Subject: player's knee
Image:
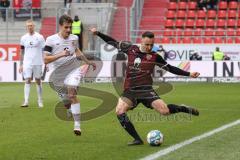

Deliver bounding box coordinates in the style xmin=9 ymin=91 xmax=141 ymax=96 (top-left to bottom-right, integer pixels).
xmin=115 ymin=104 xmax=128 ymax=115
xmin=25 ymin=79 xmax=31 ymax=84
xmin=35 ymin=79 xmax=41 ymax=85
xmin=160 ymin=108 xmax=170 ymax=115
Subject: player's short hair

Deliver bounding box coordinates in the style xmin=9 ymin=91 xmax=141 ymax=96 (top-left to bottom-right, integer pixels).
xmin=142 ymin=31 xmax=154 ymax=38
xmin=59 ymin=14 xmax=73 ymax=25
xmin=26 ymin=19 xmax=34 ymax=25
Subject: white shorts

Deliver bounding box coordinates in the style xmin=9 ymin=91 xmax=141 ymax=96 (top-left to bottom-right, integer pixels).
xmin=64 ymin=67 xmax=84 ymax=87
xmin=23 ymin=65 xmax=42 ymax=79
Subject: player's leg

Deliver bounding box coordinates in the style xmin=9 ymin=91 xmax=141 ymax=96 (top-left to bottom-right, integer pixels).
xmin=64 ymin=67 xmax=83 ymax=136
xmin=116 ymin=97 xmax=143 ymax=145
xmin=68 ymin=87 xmax=81 ymax=136
xmin=33 ymin=65 xmax=43 ymax=107
xmin=151 ymin=99 xmax=199 ymax=116
xmin=21 ymin=66 xmax=32 ymax=107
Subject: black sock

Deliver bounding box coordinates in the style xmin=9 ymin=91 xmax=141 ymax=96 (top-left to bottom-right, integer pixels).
xmin=167 ymin=104 xmax=190 ymax=114
xmin=117 ymin=113 xmax=142 ymax=141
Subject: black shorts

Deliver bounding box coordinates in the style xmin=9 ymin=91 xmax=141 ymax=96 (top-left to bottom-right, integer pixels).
xmin=121 ymin=87 xmax=160 ymax=109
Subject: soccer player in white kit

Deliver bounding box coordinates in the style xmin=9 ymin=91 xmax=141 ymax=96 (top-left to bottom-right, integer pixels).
xmin=43 ymin=15 xmax=96 ymax=136
xmin=19 ymin=20 xmax=45 ymax=108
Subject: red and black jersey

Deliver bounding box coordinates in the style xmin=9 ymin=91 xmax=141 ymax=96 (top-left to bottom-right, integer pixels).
xmin=96 ymin=32 xmax=190 ymax=90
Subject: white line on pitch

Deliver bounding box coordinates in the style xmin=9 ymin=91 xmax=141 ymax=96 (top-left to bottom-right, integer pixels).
xmin=139 ymin=119 xmax=240 ymax=160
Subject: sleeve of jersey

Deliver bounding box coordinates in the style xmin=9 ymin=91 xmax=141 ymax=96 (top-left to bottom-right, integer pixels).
xmin=96 ymin=32 xmax=132 ymax=53
xmin=44 ymin=38 xmax=53 ymax=54
xmin=96 ymin=31 xmax=119 ymax=48
xmin=156 ymin=54 xmax=190 ymax=76
xmin=20 ymin=37 xmax=24 ymax=49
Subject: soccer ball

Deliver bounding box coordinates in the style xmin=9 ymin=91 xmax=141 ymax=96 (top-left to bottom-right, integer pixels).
xmin=147 ymin=130 xmax=164 ymax=146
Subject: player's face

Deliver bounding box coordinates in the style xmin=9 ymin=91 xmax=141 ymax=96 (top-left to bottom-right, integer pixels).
xmin=60 ymin=22 xmax=72 ymax=38
xmin=141 ymin=37 xmax=154 ymax=53
xmin=26 ymin=22 xmax=35 ymax=34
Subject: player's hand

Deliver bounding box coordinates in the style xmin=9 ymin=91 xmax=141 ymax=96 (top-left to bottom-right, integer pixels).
xmin=89 ymin=28 xmax=98 ymax=35
xmin=89 ymin=62 xmax=96 ymax=71
xmin=61 ymin=49 xmax=71 ymax=57
xmin=19 ymin=65 xmax=23 ymax=73
xmin=190 ymin=72 xmax=200 ymax=78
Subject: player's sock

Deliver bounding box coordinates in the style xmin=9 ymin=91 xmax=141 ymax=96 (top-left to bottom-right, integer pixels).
xmin=167 ymin=104 xmax=199 ymax=116
xmin=24 ymin=83 xmax=31 ymax=104
xmin=71 ymin=103 xmax=81 ymax=135
xmin=117 ymin=113 xmax=142 ymax=141
xmin=36 ymin=84 xmax=43 ymax=104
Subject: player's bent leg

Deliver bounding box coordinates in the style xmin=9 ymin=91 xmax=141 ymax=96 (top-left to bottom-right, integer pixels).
xmin=151 ymin=100 xmax=199 ymax=116
xmin=116 ymin=97 xmax=143 ymax=146
xmin=151 ymin=99 xmax=170 ymax=115
xmin=35 ymin=78 xmax=43 ymax=108
xmin=68 ymin=87 xmax=81 ymax=136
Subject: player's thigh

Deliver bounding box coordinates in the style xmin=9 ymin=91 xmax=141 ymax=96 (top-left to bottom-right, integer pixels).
xmin=116 ymin=97 xmax=133 ymax=115
xmin=151 ymin=99 xmax=169 ymax=115
xmin=32 ymin=65 xmax=42 ymax=79
xmin=23 ymin=65 xmax=33 ymax=79
xmin=64 ymin=67 xmax=82 ymax=87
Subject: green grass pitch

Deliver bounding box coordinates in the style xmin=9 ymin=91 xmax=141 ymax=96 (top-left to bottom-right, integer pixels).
xmin=0 ymin=82 xmax=239 ymax=160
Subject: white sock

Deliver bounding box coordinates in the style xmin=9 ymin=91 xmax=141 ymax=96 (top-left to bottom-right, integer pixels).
xmin=36 ymin=84 xmax=43 ymax=102
xmin=24 ymin=83 xmax=31 ymax=103
xmin=71 ymin=103 xmax=80 ymax=128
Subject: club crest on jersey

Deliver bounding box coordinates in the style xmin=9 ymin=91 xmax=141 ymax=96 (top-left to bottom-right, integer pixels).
xmin=146 ymin=54 xmax=152 ymax=60
xmin=133 ymin=57 xmax=141 ymax=68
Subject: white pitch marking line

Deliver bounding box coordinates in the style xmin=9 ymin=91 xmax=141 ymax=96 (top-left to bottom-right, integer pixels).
xmin=140 ymin=119 xmax=240 ymax=160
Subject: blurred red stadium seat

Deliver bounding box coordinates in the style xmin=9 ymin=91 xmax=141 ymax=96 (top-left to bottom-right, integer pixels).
xmin=185 ymin=19 xmax=194 ymax=28
xmin=193 ymin=37 xmax=202 ymax=43
xmin=218 ymin=10 xmax=227 ymax=19
xmin=203 ymin=37 xmax=213 ymax=43
xmin=182 ymin=37 xmax=192 ymax=43
xmin=166 ymin=10 xmax=175 ymax=19
xmin=169 ymin=2 xmax=177 ymax=10
xmin=178 ymin=2 xmax=187 ymax=10
xmin=197 ymin=10 xmax=206 ymax=19
xmin=229 ymin=1 xmax=238 ymax=10
xmin=176 ymin=10 xmax=186 ymax=19
xmin=228 ymin=10 xmax=237 ymax=19
xmin=188 ymin=2 xmax=197 ymax=10
xmin=218 ymin=1 xmax=227 ymax=10
xmin=196 ymin=19 xmax=205 ymax=28
xmin=187 ymin=10 xmax=195 ymax=19
xmin=207 ymin=10 xmax=216 ymax=19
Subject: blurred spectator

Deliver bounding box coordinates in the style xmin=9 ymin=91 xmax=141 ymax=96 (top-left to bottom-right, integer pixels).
xmin=190 ymin=52 xmax=202 ymax=61
xmin=197 ymin=0 xmax=208 ymax=11
xmin=0 ymin=0 xmax=10 ymax=21
xmin=223 ymin=55 xmax=230 ymax=60
xmin=72 ymin=15 xmax=83 ymax=51
xmin=206 ymin=0 xmax=218 ymax=10
xmin=212 ymin=47 xmax=224 ymax=61
xmin=64 ymin=0 xmax=72 ymax=15
xmin=152 ymin=45 xmax=168 ymax=60
xmin=198 ymin=0 xmax=218 ymax=11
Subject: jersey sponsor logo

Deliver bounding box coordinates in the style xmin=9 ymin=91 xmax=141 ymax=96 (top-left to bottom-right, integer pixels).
xmin=133 ymin=57 xmax=141 ymax=69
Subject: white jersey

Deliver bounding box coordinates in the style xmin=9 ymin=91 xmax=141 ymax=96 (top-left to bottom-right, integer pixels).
xmin=20 ymin=32 xmax=45 ymax=66
xmin=44 ymin=33 xmax=78 ymax=69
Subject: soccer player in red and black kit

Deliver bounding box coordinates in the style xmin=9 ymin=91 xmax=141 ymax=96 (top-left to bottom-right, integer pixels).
xmin=90 ymin=28 xmax=200 ymax=145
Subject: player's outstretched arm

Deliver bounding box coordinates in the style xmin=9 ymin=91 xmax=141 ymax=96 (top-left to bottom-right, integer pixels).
xmin=75 ymin=48 xmax=96 ymax=70
xmin=156 ymin=54 xmax=200 ymax=78
xmin=89 ymin=28 xmax=119 ymax=48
